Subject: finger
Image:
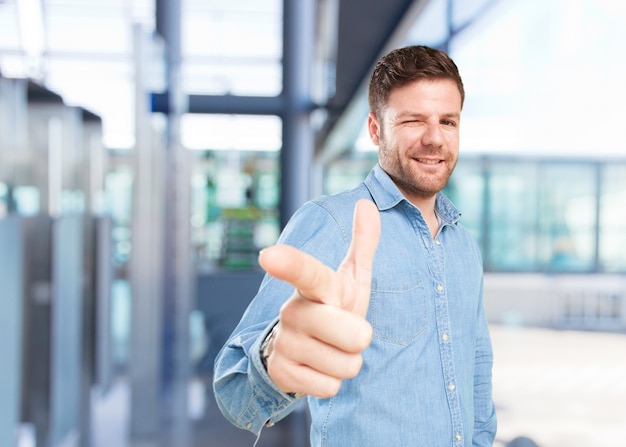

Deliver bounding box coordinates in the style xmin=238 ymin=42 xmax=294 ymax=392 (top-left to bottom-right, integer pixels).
xmin=268 ymin=356 xmax=343 ymax=399
xmin=274 ymin=321 xmax=365 ymax=378
xmin=258 ymin=244 xmax=339 ymax=305
xmin=338 ymin=199 xmax=381 ymax=316
xmin=280 ymin=296 xmax=373 ymax=354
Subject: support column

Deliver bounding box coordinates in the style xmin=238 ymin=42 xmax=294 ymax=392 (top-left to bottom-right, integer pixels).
xmin=156 ymin=0 xmax=194 ymax=445
xmin=129 ymin=23 xmax=163 ymax=438
xmin=0 ymin=217 xmax=24 ymax=447
xmin=280 ymin=0 xmax=317 ymax=227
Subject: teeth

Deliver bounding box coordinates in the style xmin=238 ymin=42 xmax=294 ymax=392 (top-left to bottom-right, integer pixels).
xmin=417 ymin=159 xmax=440 ymax=164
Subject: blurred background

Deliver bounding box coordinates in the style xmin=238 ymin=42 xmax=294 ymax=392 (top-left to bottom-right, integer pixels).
xmin=0 ymin=0 xmax=625 ymax=446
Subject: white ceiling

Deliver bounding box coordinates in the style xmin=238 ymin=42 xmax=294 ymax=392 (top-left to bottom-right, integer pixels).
xmin=0 ymin=0 xmax=282 ymax=149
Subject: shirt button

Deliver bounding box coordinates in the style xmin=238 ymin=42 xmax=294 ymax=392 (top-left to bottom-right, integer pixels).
xmin=455 ymin=433 xmax=462 ymax=441
xmin=442 ymin=333 xmax=449 ymax=342
xmin=448 ymin=383 xmax=456 ymax=391
xmin=437 ymin=284 xmax=444 ymax=292
xmin=246 ymin=422 xmax=252 ymax=429
xmin=435 ymin=239 xmax=441 ymax=245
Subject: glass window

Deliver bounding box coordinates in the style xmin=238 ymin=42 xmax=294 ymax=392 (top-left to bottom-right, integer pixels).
xmin=182 ymin=0 xmax=282 ymax=97
xmin=105 ymin=164 xmax=134 ymax=269
xmin=537 ymin=163 xmax=597 ymax=272
xmin=485 ymin=161 xmax=539 ymax=271
xmin=181 ymin=114 xmax=281 ymax=152
xmin=599 ymin=164 xmax=626 ymax=272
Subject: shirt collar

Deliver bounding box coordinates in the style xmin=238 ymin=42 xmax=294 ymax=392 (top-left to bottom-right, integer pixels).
xmin=364 ymin=163 xmax=461 ymax=225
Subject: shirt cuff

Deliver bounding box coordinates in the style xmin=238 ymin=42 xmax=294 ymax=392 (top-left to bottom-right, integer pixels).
xmin=251 ymin=319 xmax=304 ymax=402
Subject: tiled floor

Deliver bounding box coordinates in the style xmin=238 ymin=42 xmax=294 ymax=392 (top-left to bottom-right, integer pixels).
xmin=91 ymin=325 xmax=626 ymax=447
xmin=490 ymin=325 xmax=626 ymax=447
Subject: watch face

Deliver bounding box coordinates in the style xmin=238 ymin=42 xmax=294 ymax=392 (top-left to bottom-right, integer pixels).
xmin=261 ymin=324 xmax=278 ymax=369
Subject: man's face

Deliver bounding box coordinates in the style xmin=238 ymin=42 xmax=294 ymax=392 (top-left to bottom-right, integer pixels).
xmin=368 ymin=78 xmax=462 ymax=205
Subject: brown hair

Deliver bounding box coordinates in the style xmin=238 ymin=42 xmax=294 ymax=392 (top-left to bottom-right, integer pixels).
xmin=368 ymin=45 xmax=465 ymax=118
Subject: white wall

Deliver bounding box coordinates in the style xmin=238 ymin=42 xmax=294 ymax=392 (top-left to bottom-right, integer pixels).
xmin=484 ymin=273 xmax=626 ymax=330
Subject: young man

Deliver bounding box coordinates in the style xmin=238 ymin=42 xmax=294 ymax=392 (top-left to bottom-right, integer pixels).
xmin=213 ymin=45 xmax=497 ymax=446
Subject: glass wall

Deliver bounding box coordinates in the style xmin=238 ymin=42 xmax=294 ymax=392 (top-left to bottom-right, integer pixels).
xmin=484 ymin=160 xmax=538 ymax=271
xmin=451 ymin=158 xmax=623 ymax=273
xmin=181 ymin=0 xmax=283 ymax=97
xmin=537 ymin=163 xmax=597 ymax=272
xmin=599 ymin=164 xmax=626 ymax=272
xmin=323 ymin=155 xmax=626 ymax=274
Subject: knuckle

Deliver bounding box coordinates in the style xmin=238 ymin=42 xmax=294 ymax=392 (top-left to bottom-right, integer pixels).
xmin=343 ymin=354 xmax=363 ymax=379
xmin=350 ymin=320 xmax=374 ymax=352
xmin=319 ymin=379 xmax=342 ymax=398
xmin=279 ymin=297 xmax=309 ymax=326
xmin=279 ymin=300 xmax=298 ymax=322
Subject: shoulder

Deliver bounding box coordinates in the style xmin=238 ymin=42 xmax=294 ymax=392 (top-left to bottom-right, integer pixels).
xmin=313 ymin=184 xmax=372 ymax=222
xmin=277 ymin=184 xmax=372 ymax=268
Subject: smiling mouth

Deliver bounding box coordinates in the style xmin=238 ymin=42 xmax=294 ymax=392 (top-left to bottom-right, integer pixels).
xmin=415 ymin=158 xmax=443 ymax=165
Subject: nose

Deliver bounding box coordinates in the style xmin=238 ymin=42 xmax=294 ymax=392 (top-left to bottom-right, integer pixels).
xmin=422 ymin=123 xmax=444 ymax=148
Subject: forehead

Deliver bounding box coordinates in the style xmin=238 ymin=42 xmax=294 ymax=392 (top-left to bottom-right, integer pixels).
xmin=386 ymin=78 xmax=462 ymax=115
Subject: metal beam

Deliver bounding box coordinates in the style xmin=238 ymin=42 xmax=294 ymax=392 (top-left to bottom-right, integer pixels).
xmin=280 ymin=0 xmax=317 ymax=226
xmin=156 ymin=0 xmax=194 ymax=444
xmin=151 ymin=92 xmax=286 ymax=116
xmin=129 ymin=23 xmax=162 ymax=439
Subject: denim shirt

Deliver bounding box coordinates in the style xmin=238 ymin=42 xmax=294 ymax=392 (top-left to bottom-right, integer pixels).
xmin=213 ymin=164 xmax=497 ymax=447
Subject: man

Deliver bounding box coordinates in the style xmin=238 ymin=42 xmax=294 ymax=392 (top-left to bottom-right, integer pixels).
xmin=213 ymin=45 xmax=497 ymax=446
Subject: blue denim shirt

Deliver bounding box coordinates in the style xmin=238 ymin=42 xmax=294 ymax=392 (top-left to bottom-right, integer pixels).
xmin=213 ymin=164 xmax=497 ymax=446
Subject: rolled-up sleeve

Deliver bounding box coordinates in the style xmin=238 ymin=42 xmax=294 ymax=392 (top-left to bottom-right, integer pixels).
xmin=213 ymin=318 xmax=302 ymax=434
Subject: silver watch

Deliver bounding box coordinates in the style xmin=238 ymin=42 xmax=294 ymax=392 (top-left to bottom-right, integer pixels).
xmin=260 ymin=323 xmax=279 ymax=370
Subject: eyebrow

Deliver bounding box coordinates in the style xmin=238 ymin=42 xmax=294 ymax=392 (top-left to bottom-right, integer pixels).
xmin=395 ymin=112 xmax=460 ymax=120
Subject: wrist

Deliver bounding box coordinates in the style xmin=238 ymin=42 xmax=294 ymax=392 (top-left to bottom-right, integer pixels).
xmin=259 ymin=323 xmax=304 ymax=399
xmin=260 ymin=323 xmax=279 ymax=371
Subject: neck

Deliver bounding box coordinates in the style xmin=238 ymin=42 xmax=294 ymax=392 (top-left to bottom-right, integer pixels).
xmin=426 ymin=208 xmax=439 ymax=238
xmin=406 ymin=194 xmax=439 ymax=238
xmin=405 ymin=189 xmax=436 ymax=211
xmin=390 ymin=178 xmax=440 ymax=237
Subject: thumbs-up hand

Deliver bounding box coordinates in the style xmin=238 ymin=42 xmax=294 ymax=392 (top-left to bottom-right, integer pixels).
xmin=258 ymin=199 xmax=381 ymax=398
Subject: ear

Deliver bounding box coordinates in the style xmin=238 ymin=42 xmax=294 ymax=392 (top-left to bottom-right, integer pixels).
xmin=367 ymin=112 xmax=381 ymax=146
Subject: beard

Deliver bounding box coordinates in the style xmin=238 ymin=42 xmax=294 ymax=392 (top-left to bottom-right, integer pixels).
xmin=378 ymin=140 xmax=457 ymax=200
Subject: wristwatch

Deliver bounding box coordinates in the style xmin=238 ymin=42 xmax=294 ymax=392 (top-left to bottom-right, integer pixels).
xmin=260 ymin=323 xmax=279 ymax=371
xmin=260 ymin=323 xmax=305 ymax=400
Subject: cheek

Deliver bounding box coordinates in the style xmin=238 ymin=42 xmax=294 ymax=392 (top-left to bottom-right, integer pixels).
xmin=400 ymin=128 xmax=428 ymax=148
xmin=378 ymin=141 xmax=401 ymax=172
xmin=444 ymin=130 xmax=460 ymax=148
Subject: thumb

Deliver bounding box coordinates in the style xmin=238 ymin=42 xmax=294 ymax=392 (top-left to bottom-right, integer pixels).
xmin=338 ymin=199 xmax=381 ymax=317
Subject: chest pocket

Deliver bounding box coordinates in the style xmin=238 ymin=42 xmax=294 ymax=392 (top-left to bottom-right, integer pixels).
xmin=368 ymin=271 xmax=428 ymax=345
